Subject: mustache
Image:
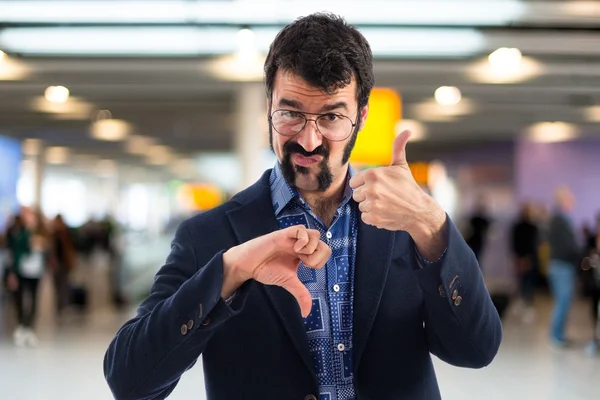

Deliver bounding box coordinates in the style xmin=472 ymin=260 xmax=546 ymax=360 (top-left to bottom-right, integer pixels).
xmin=283 ymin=141 xmax=329 ymax=158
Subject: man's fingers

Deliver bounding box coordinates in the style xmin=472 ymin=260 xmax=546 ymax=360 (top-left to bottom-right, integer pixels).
xmin=296 ymin=229 xmax=320 ymax=255
xmin=352 ymin=186 xmax=367 ymax=203
xmin=282 ymin=277 xmax=314 ymax=318
xmin=349 ymin=172 xmax=365 ymax=189
xmin=299 ymin=241 xmax=331 ymax=269
xmin=358 ymin=200 xmax=371 ymax=213
xmin=289 ymin=226 xmax=309 ymax=253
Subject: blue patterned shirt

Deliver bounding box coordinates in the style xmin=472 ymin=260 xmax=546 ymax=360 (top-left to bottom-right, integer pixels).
xmin=270 ymin=163 xmax=357 ymax=400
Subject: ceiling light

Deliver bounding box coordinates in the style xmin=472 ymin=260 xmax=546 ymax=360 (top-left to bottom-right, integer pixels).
xmin=584 ymin=106 xmax=600 ymax=122
xmin=361 ymin=28 xmax=484 ymax=58
xmin=95 ymin=109 xmax=112 ymax=121
xmin=468 ymin=55 xmax=543 ymax=84
xmin=527 ymin=122 xmax=578 ymax=143
xmin=0 ymin=1 xmax=526 ymax=26
xmin=31 ymin=95 xmax=94 ymax=117
xmin=434 ymin=86 xmax=462 ymax=106
xmin=0 ymin=56 xmax=30 ymax=80
xmin=44 ymin=85 xmax=70 ymax=104
xmin=395 ymin=119 xmax=427 ymax=142
xmin=1 ymin=26 xmax=484 ymax=58
xmin=236 ymin=29 xmax=256 ymax=59
xmin=207 ymin=27 xmax=266 ymax=82
xmin=22 ymin=138 xmax=43 ymax=156
xmin=488 ymin=47 xmax=522 ymax=71
xmin=45 ymin=146 xmax=70 ymax=164
xmin=125 ymin=135 xmax=157 ymax=155
xmin=411 ymin=98 xmax=475 ymax=122
xmin=90 ymin=119 xmax=131 ymax=141
xmin=562 ymin=1 xmax=600 ymax=18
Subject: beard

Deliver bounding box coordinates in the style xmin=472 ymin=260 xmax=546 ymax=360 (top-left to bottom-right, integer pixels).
xmin=269 ymin=122 xmax=360 ymax=192
xmin=281 ymin=140 xmax=333 ymax=191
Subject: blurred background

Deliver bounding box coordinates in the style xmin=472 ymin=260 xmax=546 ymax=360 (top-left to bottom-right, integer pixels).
xmin=0 ymin=1 xmax=599 ymax=399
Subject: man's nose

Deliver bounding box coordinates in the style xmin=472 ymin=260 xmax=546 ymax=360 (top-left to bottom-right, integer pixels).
xmin=295 ymin=120 xmax=323 ymax=153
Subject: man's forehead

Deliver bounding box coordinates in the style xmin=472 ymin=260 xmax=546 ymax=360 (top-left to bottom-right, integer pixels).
xmin=275 ymin=69 xmax=355 ymax=96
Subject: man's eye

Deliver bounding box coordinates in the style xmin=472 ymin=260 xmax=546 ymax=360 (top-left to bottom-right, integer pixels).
xmin=282 ymin=111 xmax=301 ymax=119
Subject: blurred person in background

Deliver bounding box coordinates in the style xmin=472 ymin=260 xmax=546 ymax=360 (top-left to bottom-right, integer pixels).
xmin=103 ymin=215 xmax=127 ymax=308
xmin=532 ymin=202 xmax=551 ymax=286
xmin=581 ymin=215 xmax=600 ymax=356
xmin=11 ymin=210 xmax=52 ymax=347
xmin=510 ymin=202 xmax=539 ymax=324
xmin=547 ymin=186 xmax=581 ymax=348
xmin=51 ymin=214 xmax=76 ymax=317
xmin=465 ymin=195 xmax=492 ymax=261
xmin=5 ymin=214 xmax=30 ymax=297
xmin=104 ymin=13 xmax=501 ymax=400
xmin=0 ymin=230 xmax=9 ymax=300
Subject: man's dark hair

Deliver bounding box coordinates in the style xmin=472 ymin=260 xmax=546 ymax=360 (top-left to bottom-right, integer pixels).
xmin=264 ymin=13 xmax=374 ymax=110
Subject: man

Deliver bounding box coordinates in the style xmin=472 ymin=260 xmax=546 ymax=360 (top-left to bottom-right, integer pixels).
xmin=104 ymin=13 xmax=502 ymax=400
xmin=465 ymin=195 xmax=491 ymax=261
xmin=547 ymin=186 xmax=580 ymax=348
xmin=510 ymin=202 xmax=539 ymax=323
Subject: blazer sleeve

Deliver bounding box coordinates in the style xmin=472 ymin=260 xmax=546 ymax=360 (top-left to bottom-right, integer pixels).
xmin=415 ymin=218 xmax=503 ymax=369
xmin=103 ymin=219 xmax=251 ymax=399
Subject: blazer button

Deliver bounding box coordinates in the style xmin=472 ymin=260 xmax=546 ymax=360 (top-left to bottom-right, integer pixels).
xmin=180 ymin=324 xmax=188 ymax=335
xmin=454 ymin=296 xmax=463 ymax=306
xmin=438 ymin=285 xmax=446 ymax=297
xmin=452 ymin=289 xmax=458 ymax=300
xmin=304 ymin=395 xmax=317 ymax=400
xmin=199 ymin=303 xmax=203 ymax=318
xmin=201 ymin=317 xmax=211 ymax=327
xmin=187 ymin=319 xmax=194 ymax=330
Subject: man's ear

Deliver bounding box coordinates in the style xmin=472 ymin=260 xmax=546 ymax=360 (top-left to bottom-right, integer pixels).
xmin=359 ymin=104 xmax=369 ymax=130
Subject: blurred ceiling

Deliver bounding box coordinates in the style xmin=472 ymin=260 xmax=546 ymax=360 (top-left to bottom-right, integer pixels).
xmin=0 ymin=0 xmax=599 ymax=165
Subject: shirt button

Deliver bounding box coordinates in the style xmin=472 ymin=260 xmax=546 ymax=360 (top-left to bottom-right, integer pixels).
xmin=333 ymin=284 xmax=340 ymax=292
xmin=337 ymin=343 xmax=345 ymax=352
xmin=326 ymin=231 xmax=332 ymax=239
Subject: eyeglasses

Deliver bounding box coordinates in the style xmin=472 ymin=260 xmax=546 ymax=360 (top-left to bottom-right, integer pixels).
xmin=268 ymin=109 xmax=357 ymax=142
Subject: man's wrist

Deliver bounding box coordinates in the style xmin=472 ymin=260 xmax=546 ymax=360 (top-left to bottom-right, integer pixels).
xmin=409 ymin=200 xmax=448 ymax=261
xmin=221 ymin=248 xmax=248 ymax=299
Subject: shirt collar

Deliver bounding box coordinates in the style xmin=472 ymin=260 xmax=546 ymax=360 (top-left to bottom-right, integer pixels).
xmin=270 ymin=162 xmax=356 ymax=217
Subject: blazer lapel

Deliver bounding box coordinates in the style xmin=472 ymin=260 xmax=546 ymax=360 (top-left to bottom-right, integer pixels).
xmin=226 ymin=174 xmax=316 ymax=379
xmin=353 ymin=217 xmax=395 ymax=373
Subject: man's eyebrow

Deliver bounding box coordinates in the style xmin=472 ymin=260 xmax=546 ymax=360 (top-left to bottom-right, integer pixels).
xmin=277 ymin=98 xmax=349 ymax=113
xmin=278 ymin=98 xmax=303 ymax=109
xmin=319 ymin=101 xmax=348 ymax=113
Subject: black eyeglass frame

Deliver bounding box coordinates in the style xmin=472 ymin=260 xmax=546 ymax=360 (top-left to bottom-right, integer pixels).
xmin=268 ymin=109 xmax=359 ymax=142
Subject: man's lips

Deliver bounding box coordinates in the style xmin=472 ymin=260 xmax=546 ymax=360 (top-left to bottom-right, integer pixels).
xmin=292 ymin=154 xmax=323 ymax=167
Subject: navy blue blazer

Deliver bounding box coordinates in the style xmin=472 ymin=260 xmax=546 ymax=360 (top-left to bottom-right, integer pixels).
xmin=104 ymin=170 xmax=502 ymax=400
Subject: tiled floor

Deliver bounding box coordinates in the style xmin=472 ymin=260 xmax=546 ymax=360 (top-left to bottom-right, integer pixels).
xmin=1 ymin=273 xmax=599 ymax=400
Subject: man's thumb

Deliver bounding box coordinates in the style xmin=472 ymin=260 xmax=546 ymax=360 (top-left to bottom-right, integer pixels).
xmin=283 ymin=278 xmax=313 ymax=318
xmin=391 ymin=129 xmax=411 ymax=166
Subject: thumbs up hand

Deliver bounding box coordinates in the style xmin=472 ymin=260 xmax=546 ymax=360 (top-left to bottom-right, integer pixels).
xmin=349 ymin=130 xmax=448 ymax=260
